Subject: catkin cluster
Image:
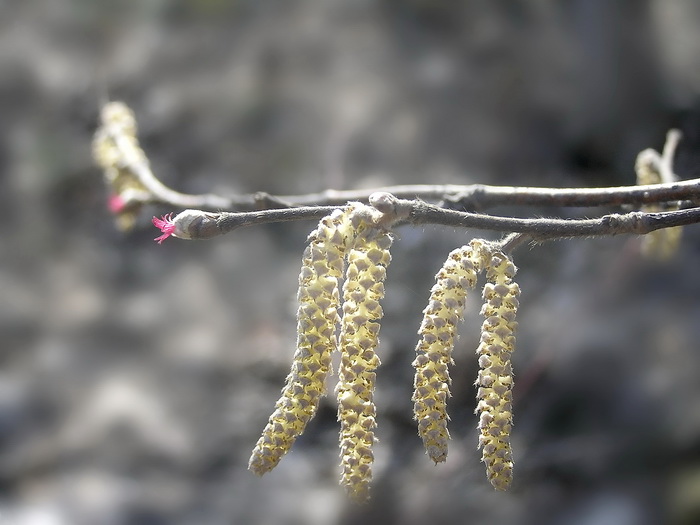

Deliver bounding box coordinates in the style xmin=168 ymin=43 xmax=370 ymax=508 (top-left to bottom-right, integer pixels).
xmin=249 ymin=203 xmax=392 ymax=502
xmin=249 ymin=198 xmax=521 ymax=496
xmin=476 ymin=250 xmax=520 ymax=490
xmin=413 ymin=242 xmax=520 ymax=490
xmin=92 ymin=101 xmax=150 ymax=230
xmin=412 ymin=239 xmax=490 ymax=463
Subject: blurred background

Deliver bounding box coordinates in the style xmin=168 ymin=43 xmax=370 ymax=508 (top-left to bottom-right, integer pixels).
xmin=3 ymin=1 xmax=700 ymax=524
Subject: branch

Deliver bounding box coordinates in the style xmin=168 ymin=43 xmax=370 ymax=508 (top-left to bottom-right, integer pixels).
xmin=95 ymin=104 xmax=699 ymax=213
xmin=108 ymin=125 xmax=233 ymax=210
xmin=218 ymin=178 xmax=700 ymax=211
xmin=130 ymin=175 xmax=700 ymax=213
xmin=406 ymin=200 xmax=700 ymax=239
xmin=156 ymin=197 xmax=700 ymax=245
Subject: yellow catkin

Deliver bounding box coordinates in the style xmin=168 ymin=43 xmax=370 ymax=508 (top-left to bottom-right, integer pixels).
xmin=412 ymin=239 xmax=490 ymax=463
xmin=636 ymin=150 xmax=682 ymax=260
xmin=336 ymin=212 xmax=393 ymax=502
xmin=476 ymin=250 xmax=520 ymax=490
xmin=92 ymin=101 xmax=150 ymax=230
xmin=249 ymin=205 xmax=361 ymax=475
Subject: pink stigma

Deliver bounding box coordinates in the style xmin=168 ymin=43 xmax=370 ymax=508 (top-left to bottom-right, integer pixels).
xmin=108 ymin=194 xmax=126 ymax=213
xmin=152 ymin=213 xmax=176 ymax=244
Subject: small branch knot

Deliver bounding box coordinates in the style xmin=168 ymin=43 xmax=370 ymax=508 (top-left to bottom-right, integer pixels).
xmin=368 ymin=192 xmax=413 ymax=230
xmin=628 ymin=211 xmax=649 ymax=234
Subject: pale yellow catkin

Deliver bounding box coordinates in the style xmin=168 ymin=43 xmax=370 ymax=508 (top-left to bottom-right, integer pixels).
xmin=476 ymin=250 xmax=520 ymax=490
xmin=336 ymin=213 xmax=393 ymax=502
xmin=412 ymin=239 xmax=490 ymax=463
xmin=248 ymin=205 xmax=361 ymax=475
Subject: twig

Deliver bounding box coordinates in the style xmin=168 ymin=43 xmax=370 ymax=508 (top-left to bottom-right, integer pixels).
xmin=143 ymin=179 xmax=700 ymax=213
xmin=108 ymin=131 xmax=232 ymax=209
xmin=100 ymin=108 xmax=700 ymax=213
xmin=406 ymin=200 xmax=700 ymax=239
xmin=166 ymin=199 xmax=700 ymax=244
xmin=229 ymin=179 xmax=700 ymax=211
xmin=497 ymin=233 xmax=532 ymax=253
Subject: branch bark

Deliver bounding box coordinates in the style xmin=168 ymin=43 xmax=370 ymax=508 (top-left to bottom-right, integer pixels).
xmin=169 ymin=199 xmax=700 ymax=244
xmin=225 ymin=179 xmax=700 ymax=212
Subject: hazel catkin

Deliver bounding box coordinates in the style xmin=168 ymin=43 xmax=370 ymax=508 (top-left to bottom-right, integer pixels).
xmin=412 ymin=239 xmax=491 ymax=463
xmin=249 ymin=205 xmax=361 ymax=475
xmin=336 ymin=213 xmax=393 ymax=502
xmin=475 ymin=250 xmax=520 ymax=490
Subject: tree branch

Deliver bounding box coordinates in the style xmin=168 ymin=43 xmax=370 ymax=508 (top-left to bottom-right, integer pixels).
xmin=219 ymin=179 xmax=700 ymax=212
xmin=406 ymin=200 xmax=700 ymax=239
xmin=98 ymin=105 xmax=700 ymax=213
xmin=163 ymin=198 xmax=700 ymax=245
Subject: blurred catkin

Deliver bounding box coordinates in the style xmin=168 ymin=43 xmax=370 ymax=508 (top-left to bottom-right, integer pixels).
xmin=476 ymin=250 xmax=520 ymax=490
xmin=412 ymin=239 xmax=490 ymax=463
xmin=92 ymin=101 xmax=150 ymax=230
xmin=636 ymin=149 xmax=682 ymax=260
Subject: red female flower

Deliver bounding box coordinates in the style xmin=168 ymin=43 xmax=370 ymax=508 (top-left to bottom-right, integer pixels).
xmin=152 ymin=213 xmax=177 ymax=244
xmin=108 ymin=194 xmax=126 ymax=214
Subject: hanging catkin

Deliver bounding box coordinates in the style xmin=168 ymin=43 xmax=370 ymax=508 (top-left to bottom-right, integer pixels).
xmin=412 ymin=240 xmax=490 ymax=463
xmin=475 ymin=250 xmax=520 ymax=490
xmin=249 ymin=205 xmax=359 ymax=475
xmin=336 ymin=214 xmax=393 ymax=502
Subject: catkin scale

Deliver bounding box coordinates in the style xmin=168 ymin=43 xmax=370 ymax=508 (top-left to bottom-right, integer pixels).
xmin=476 ymin=251 xmax=520 ymax=490
xmin=412 ymin=240 xmax=491 ymax=463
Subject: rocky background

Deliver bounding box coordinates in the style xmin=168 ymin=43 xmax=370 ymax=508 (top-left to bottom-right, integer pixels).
xmin=3 ymin=1 xmax=700 ymax=524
